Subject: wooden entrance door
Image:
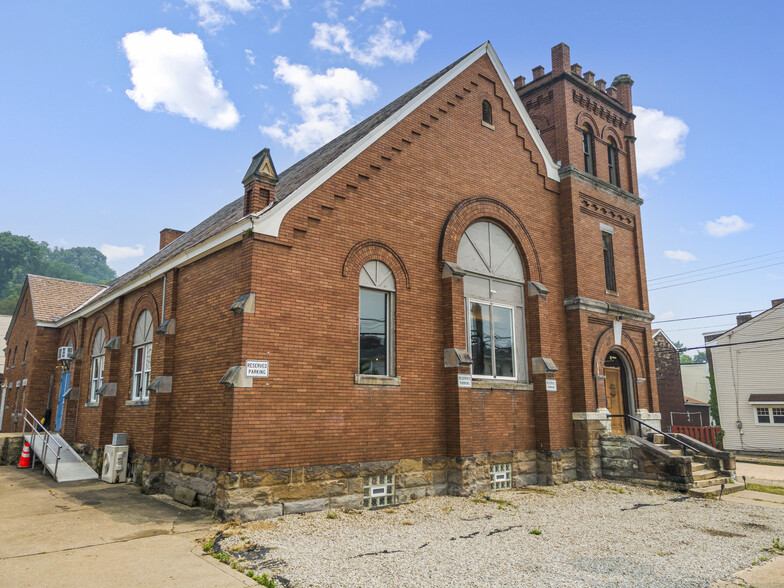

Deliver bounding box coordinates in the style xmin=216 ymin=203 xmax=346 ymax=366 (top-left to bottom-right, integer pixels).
xmin=605 ymin=367 xmax=626 ymax=435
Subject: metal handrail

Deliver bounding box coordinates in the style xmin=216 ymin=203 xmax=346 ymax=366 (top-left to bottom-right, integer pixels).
xmin=607 ymin=413 xmax=704 ymax=456
xmin=22 ymin=408 xmax=63 ymax=479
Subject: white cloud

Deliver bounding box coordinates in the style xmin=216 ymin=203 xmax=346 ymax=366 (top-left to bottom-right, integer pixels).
xmin=633 ymin=106 xmax=689 ymax=179
xmin=360 ymin=0 xmax=386 ymax=10
xmin=122 ymin=28 xmax=240 ymax=131
xmin=658 ymin=311 xmax=676 ymax=321
xmin=260 ymin=56 xmax=377 ymax=153
xmin=664 ymin=250 xmax=697 ymax=262
xmin=705 ymin=215 xmax=753 ymax=237
xmin=185 ymin=0 xmax=255 ymax=34
xmin=310 ymin=18 xmax=431 ymax=67
xmin=245 ymin=49 xmax=256 ymax=65
xmin=99 ymin=244 xmax=145 ymax=263
xmin=253 ymin=83 xmax=268 ymax=92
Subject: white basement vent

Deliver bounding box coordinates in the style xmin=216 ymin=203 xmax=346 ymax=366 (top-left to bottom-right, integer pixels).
xmin=490 ymin=463 xmax=512 ymax=491
xmin=364 ymin=475 xmax=395 ymax=508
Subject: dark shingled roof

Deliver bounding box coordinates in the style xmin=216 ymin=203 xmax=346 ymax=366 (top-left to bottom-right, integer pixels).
xmin=80 ymin=45 xmax=480 ymax=313
xmin=749 ymin=394 xmax=784 ymax=403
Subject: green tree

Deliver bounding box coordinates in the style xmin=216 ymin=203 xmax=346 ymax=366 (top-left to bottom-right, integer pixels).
xmin=708 ymin=372 xmax=720 ymax=427
xmin=692 ymin=350 xmax=707 ymax=363
xmin=0 ymin=232 xmax=116 ymax=314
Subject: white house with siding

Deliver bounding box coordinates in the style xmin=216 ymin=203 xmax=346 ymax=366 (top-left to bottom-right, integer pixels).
xmin=709 ymin=300 xmax=784 ymax=453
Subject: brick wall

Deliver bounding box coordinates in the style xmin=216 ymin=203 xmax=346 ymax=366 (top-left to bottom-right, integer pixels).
xmin=653 ymin=333 xmax=686 ymax=432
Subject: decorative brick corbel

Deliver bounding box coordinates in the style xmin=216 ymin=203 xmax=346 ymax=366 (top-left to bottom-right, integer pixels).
xmin=220 ymin=366 xmax=253 ymax=388
xmin=527 ymin=281 xmax=549 ymax=299
xmin=147 ymin=375 xmax=172 ymax=394
xmin=444 ymin=348 xmax=472 ymax=368
xmin=531 ymin=357 xmax=558 ymax=374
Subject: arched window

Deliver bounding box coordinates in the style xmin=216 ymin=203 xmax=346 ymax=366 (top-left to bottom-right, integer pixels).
xmin=22 ymin=341 xmax=28 ymax=364
xmin=358 ymin=261 xmax=395 ymax=376
xmin=132 ymin=311 xmax=153 ymax=402
xmin=482 ymin=100 xmax=493 ymax=126
xmin=582 ymin=124 xmax=595 ymax=175
xmin=90 ymin=328 xmax=106 ymax=404
xmin=457 ymin=221 xmax=527 ymax=380
xmin=607 ymin=136 xmax=620 ymax=187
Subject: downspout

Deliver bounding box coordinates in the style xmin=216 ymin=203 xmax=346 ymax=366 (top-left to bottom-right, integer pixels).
xmin=161 ymin=274 xmax=167 ymax=323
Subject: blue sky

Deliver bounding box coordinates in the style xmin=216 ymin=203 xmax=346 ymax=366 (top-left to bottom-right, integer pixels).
xmin=1 ymin=1 xmax=782 ymax=348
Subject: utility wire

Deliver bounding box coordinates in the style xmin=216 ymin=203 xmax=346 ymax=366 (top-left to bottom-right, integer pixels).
xmin=664 ymin=336 xmax=784 ymax=353
xmin=652 ymin=310 xmax=766 ymax=324
xmin=649 ymin=248 xmax=784 ymax=282
xmin=649 ymin=259 xmax=784 ymax=291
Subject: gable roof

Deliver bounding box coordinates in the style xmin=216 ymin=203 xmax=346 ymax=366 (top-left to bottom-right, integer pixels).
xmin=56 ymin=41 xmax=560 ymax=326
xmin=652 ymin=328 xmax=678 ymax=350
xmin=713 ymin=303 xmax=783 ymax=343
xmin=28 ymin=275 xmax=105 ymax=323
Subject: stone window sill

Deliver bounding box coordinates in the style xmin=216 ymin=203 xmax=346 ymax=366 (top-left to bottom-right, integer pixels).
xmin=125 ymin=400 xmax=150 ymax=406
xmin=354 ymin=374 xmax=402 ymax=387
xmin=481 ymin=121 xmax=495 ymax=131
xmin=471 ymin=380 xmax=533 ymax=391
xmin=84 ymin=402 xmax=100 ymax=408
xmin=606 ymin=289 xmax=619 ymax=297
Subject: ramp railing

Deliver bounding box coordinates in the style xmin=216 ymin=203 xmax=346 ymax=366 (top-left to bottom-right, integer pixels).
xmin=22 ymin=408 xmax=63 ymax=479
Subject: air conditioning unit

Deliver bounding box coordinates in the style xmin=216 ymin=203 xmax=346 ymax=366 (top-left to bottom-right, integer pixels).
xmin=102 ymin=444 xmax=129 ymax=483
xmin=57 ymin=346 xmax=73 ymax=361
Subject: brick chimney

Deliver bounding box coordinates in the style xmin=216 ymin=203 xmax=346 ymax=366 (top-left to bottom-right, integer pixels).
xmin=596 ymin=79 xmax=606 ymax=92
xmin=736 ymin=313 xmax=752 ymax=326
xmin=160 ymin=228 xmax=184 ymax=250
xmin=772 ymin=298 xmax=784 ymax=307
xmin=242 ymin=148 xmax=279 ymax=216
xmin=611 ymin=74 xmax=634 ymax=111
xmin=532 ymin=65 xmax=545 ymax=80
xmin=583 ymin=70 xmax=595 ymax=85
xmin=551 ymin=42 xmax=570 ymax=74
xmin=514 ymin=75 xmax=526 ymax=90
xmin=571 ymin=63 xmax=582 ymax=77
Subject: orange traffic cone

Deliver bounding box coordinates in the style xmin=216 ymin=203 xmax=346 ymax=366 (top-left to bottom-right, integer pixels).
xmin=18 ymin=440 xmax=31 ymax=468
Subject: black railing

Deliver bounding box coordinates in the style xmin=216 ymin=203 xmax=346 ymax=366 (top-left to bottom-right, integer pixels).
xmin=607 ymin=413 xmax=704 ymax=456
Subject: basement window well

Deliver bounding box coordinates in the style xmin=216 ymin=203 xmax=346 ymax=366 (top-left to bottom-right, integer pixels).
xmin=364 ymin=475 xmax=395 ymax=507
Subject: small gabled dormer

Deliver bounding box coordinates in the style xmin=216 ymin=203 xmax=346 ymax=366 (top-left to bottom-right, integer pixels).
xmin=242 ymin=148 xmax=279 ymax=216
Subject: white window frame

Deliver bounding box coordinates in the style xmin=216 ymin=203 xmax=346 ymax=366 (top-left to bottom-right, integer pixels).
xmin=756 ymin=406 xmax=784 ymax=425
xmin=467 ymin=299 xmax=517 ymax=381
xmin=90 ymin=355 xmax=104 ymax=404
xmin=132 ymin=343 xmax=152 ymax=402
xmin=357 ymin=260 xmax=396 ymax=378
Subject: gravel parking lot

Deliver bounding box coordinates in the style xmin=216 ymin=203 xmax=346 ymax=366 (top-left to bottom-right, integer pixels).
xmin=209 ymin=481 xmax=784 ymax=588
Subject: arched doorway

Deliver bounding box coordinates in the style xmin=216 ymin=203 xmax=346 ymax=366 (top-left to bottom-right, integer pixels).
xmin=604 ymin=350 xmax=636 ymax=435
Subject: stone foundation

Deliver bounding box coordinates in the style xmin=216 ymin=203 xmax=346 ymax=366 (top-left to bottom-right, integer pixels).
xmin=599 ymin=434 xmax=693 ymax=491
xmin=573 ymin=410 xmax=611 ymax=480
xmin=0 ymin=433 xmax=24 ymax=466
xmin=67 ymin=445 xmax=578 ymax=520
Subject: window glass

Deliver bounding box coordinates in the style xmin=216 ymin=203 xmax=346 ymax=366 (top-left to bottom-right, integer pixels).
xmin=773 ymin=407 xmax=784 ymax=424
xmin=493 ymin=306 xmax=515 ymax=377
xmin=757 ymin=407 xmax=770 ymax=423
xmin=602 ymin=232 xmax=617 ymax=292
xmin=482 ymin=100 xmax=492 ymax=125
xmin=359 ymin=289 xmax=387 ymax=375
xmin=464 ymin=275 xmax=490 ymax=299
xmin=469 ymin=302 xmax=492 ymax=376
xmin=608 ymin=137 xmax=619 ymax=187
xmin=583 ymin=125 xmax=595 ymax=175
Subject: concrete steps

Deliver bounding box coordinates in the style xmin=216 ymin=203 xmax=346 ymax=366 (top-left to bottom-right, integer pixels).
xmin=688 ymin=482 xmax=745 ymax=498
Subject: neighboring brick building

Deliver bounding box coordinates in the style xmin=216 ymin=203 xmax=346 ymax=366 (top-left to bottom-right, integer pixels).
xmin=3 ymin=42 xmax=660 ymax=517
xmin=652 ymin=329 xmax=686 ymax=432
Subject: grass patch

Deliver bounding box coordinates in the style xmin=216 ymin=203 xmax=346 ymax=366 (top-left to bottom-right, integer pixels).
xmin=472 ymin=495 xmax=517 ymax=509
xmin=326 ymin=511 xmax=337 ymax=519
xmin=202 ymin=538 xmax=215 ymax=553
xmin=529 ymin=529 xmax=542 ymax=535
xmin=746 ymin=483 xmax=784 ymax=496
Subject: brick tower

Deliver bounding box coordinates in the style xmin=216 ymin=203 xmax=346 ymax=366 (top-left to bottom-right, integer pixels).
xmin=517 ymin=43 xmax=658 ymax=478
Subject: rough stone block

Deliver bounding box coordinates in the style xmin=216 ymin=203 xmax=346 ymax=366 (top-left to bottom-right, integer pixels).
xmin=284 ymin=498 xmax=329 ymax=515
xmin=273 ymin=479 xmax=346 ymax=501
xmin=400 ymin=471 xmax=433 ymax=488
xmin=231 ymin=504 xmax=283 ymax=522
xmin=329 ymin=494 xmax=364 ymax=510
xmin=174 ymin=486 xmax=197 ymax=507
xmin=398 ymin=458 xmax=423 ymax=473
xmin=359 ymin=460 xmax=397 ymax=476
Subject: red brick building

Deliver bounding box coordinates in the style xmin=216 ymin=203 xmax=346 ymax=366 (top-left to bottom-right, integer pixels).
xmin=3 ymin=42 xmax=660 ymax=518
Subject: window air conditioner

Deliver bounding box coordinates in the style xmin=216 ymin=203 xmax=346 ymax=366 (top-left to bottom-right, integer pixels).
xmin=57 ymin=346 xmax=73 ymax=362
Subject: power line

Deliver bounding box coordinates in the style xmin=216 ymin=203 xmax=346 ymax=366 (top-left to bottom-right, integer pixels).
xmin=652 ymin=310 xmax=765 ymax=324
xmin=649 ymin=248 xmax=784 ymax=282
xmin=675 ymin=336 xmax=784 ymax=352
xmin=649 ymin=259 xmax=784 ymax=291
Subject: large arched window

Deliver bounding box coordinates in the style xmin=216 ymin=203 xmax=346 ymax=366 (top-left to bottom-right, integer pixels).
xmin=89 ymin=328 xmax=106 ymax=404
xmin=607 ymin=136 xmax=620 ymax=187
xmin=132 ymin=311 xmax=153 ymax=402
xmin=458 ymin=221 xmax=527 ymax=380
xmin=358 ymin=260 xmax=395 ymax=376
xmin=482 ymin=100 xmax=493 ymax=126
xmin=582 ymin=124 xmax=595 ymax=175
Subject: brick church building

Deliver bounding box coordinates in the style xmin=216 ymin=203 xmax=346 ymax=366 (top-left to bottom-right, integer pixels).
xmin=3 ymin=42 xmax=660 ymax=518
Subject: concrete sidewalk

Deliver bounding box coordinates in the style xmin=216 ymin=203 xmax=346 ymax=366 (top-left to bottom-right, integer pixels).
xmin=736 ymin=461 xmax=784 ymax=485
xmin=0 ymin=466 xmax=254 ymax=587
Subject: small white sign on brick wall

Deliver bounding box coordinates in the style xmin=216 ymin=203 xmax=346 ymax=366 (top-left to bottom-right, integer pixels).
xmin=246 ymin=360 xmax=269 ymax=378
xmin=457 ymin=374 xmax=472 ymax=388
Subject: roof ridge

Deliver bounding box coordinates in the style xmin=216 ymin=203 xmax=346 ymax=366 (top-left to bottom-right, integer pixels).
xmin=27 ymin=273 xmax=108 ymax=288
